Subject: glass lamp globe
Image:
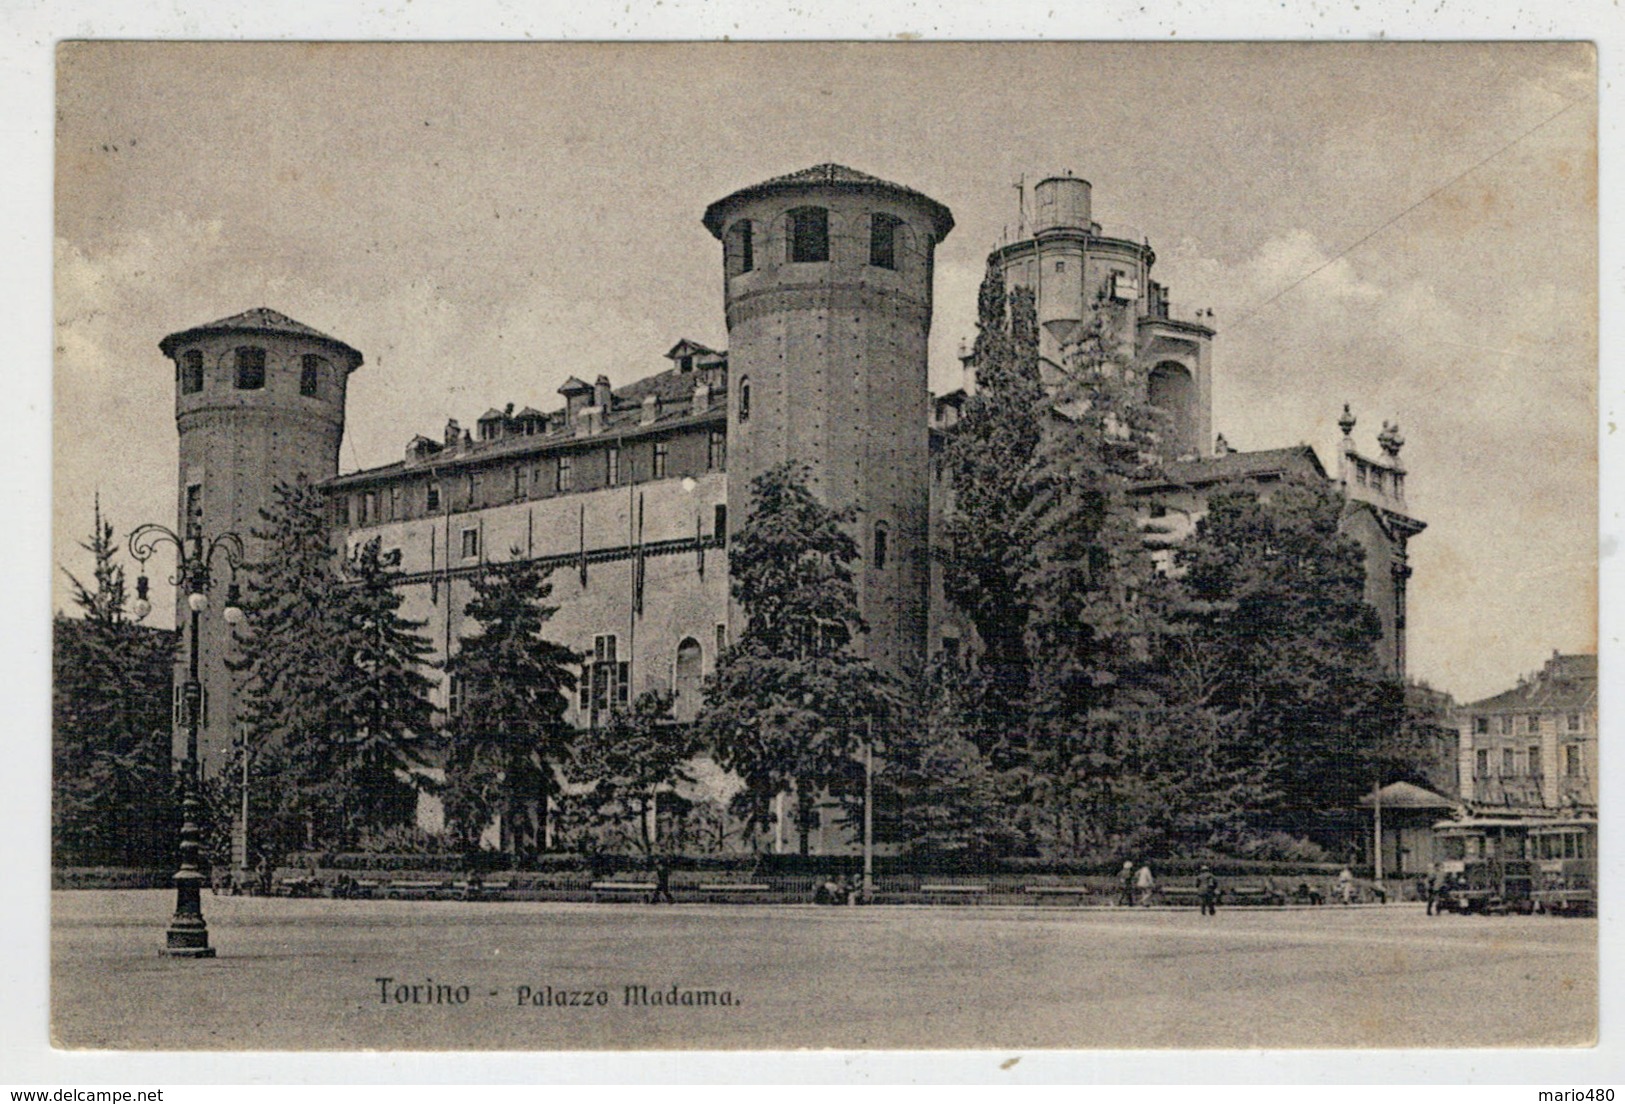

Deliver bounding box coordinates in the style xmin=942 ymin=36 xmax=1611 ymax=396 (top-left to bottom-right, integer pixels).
xmin=188 ymin=591 xmax=208 ymax=613
xmin=130 ymin=597 xmax=152 ymax=621
xmin=222 ymin=604 xmax=245 ymax=626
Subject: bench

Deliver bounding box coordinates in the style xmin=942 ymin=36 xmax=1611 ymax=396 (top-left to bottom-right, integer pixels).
xmin=455 ymin=879 xmax=513 ymax=901
xmin=1025 ymin=885 xmax=1092 ymax=903
xmin=1227 ymin=885 xmax=1285 ymax=907
xmin=697 ymin=882 xmax=771 ymax=893
xmin=591 ymin=881 xmax=655 ymax=902
xmin=385 ymin=879 xmax=449 ymax=900
xmin=1159 ymin=886 xmax=1202 ymax=906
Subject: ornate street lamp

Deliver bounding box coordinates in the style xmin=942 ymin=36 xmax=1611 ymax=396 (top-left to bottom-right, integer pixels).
xmin=128 ymin=522 xmax=245 ymax=958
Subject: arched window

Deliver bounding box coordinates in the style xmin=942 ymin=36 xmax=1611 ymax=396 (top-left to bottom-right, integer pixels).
xmin=787 ymin=206 xmax=829 ymax=263
xmin=300 ymin=354 xmax=327 ymax=398
xmin=179 ymin=350 xmax=204 ymax=395
xmin=869 ymin=212 xmax=903 ymax=270
xmin=1148 ymin=361 xmax=1195 ymax=452
xmin=234 ymin=346 xmax=266 ymax=391
xmin=674 ymin=637 xmax=704 ymax=722
xmin=726 ymin=219 xmax=755 ymax=277
xmin=873 ymin=521 xmax=889 ymax=570
xmin=738 ymin=375 xmax=751 ymax=422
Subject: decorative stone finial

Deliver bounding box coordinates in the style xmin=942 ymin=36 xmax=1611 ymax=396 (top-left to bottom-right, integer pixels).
xmin=1338 ymin=403 xmax=1356 ymax=437
xmin=1214 ymin=432 xmax=1234 ymax=456
xmin=1378 ymin=420 xmax=1404 ymax=457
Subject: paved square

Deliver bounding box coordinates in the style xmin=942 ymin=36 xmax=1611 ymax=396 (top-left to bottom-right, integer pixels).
xmin=51 ymin=891 xmax=1595 ymax=1050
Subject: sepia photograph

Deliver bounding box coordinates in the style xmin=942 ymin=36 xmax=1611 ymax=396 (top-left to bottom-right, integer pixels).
xmin=45 ymin=39 xmax=1599 ymax=1060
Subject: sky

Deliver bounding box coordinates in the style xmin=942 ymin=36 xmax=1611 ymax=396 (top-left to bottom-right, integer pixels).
xmin=53 ymin=41 xmax=1596 ymax=703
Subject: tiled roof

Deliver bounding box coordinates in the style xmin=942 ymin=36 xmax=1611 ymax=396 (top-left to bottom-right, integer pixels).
xmin=158 ymin=307 xmax=363 ymax=367
xmin=1155 ymin=445 xmax=1328 ymax=487
xmin=1464 ymin=654 xmax=1598 ymax=713
xmin=703 ymin=162 xmax=955 ymax=239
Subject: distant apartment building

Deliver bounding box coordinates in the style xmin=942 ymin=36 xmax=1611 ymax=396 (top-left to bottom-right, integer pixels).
xmin=1458 ymin=652 xmax=1597 ymax=809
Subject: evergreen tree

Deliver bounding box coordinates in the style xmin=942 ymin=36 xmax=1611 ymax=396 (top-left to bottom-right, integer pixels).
xmin=444 ymin=553 xmax=578 ymax=861
xmin=53 ymin=499 xmax=177 ymax=867
xmin=330 ymin=537 xmax=439 ymax=841
xmin=937 ymin=262 xmax=1045 ymax=754
xmin=698 ymin=462 xmax=898 ymax=853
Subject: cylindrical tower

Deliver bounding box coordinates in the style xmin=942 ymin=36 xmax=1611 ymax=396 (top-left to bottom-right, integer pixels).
xmin=158 ymin=308 xmax=363 ymax=772
xmin=703 ymin=164 xmax=954 ymax=677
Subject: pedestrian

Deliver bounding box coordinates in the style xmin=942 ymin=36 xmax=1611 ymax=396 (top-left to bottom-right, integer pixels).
xmin=1197 ymin=865 xmax=1219 ymax=916
xmin=1119 ymin=860 xmax=1136 ymax=907
xmin=648 ymin=856 xmax=675 ymax=905
xmin=1135 ymin=862 xmax=1155 ymax=907
xmin=1338 ymin=866 xmax=1354 ymax=906
xmin=1425 ymin=869 xmax=1439 ymax=916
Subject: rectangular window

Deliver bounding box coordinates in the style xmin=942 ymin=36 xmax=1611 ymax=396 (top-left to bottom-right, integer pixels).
xmin=740 ymin=222 xmax=753 ymax=273
xmin=869 ymin=213 xmax=900 ymax=270
xmin=607 ymin=446 xmax=620 ymax=487
xmin=708 ymin=430 xmax=726 ymax=471
xmin=513 ymin=466 xmax=524 ymax=499
xmin=715 ymin=622 xmax=726 ymax=659
xmin=300 ymin=355 xmax=321 ymax=397
xmin=466 ymin=471 xmax=478 ymax=507
xmin=1473 ymin=716 xmax=1488 ymax=735
xmin=461 ymin=527 xmax=479 ymax=560
xmin=185 ymin=483 xmax=203 ymax=534
xmin=789 ymin=207 xmax=829 ymax=263
xmin=653 ymin=442 xmax=668 ymax=479
xmin=388 ymin=486 xmax=400 ymax=521
xmin=1500 ymin=715 xmax=1514 ymax=736
xmin=234 ymin=347 xmax=265 ymax=390
xmin=1567 ymin=712 xmax=1582 ymax=732
xmin=447 ymin=675 xmax=464 ymax=717
xmin=181 ymin=351 xmax=204 ymax=395
xmin=364 ymin=491 xmax=378 ymax=525
xmin=426 ymin=483 xmax=441 ymax=512
xmin=1526 ymin=713 xmax=1541 ymax=734
xmin=1564 ymin=744 xmax=1581 ymax=777
xmin=1528 ymin=746 xmax=1542 ymax=778
xmin=557 ymin=455 xmax=573 ymax=492
xmin=1475 ymin=749 xmax=1488 ymax=779
xmin=714 ymin=503 xmax=727 ymax=542
xmin=1501 ymin=748 xmax=1515 ymax=777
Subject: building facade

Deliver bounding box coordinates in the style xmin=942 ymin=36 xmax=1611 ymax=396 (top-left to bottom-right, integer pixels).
xmin=1457 ymin=652 xmax=1598 ymax=810
xmin=158 ymin=164 xmax=1424 ymax=847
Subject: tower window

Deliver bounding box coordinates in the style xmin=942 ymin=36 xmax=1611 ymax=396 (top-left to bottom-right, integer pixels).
xmin=234 ymin=347 xmax=266 ymax=390
xmin=461 ymin=527 xmax=480 ymax=560
xmin=739 ymin=221 xmax=753 ymax=273
xmin=708 ymin=429 xmax=726 ymax=470
xmin=180 ymin=350 xmax=204 ymax=395
xmin=607 ymin=446 xmax=620 ymax=487
xmin=738 ymin=376 xmax=751 ymax=422
xmin=185 ymin=483 xmax=203 ymax=536
xmin=869 ymin=212 xmax=902 ymax=270
xmin=873 ymin=522 xmax=889 ymax=570
xmin=788 ymin=206 xmax=829 ymax=263
xmin=653 ymin=442 xmax=669 ymax=479
xmin=300 ymin=354 xmax=326 ymax=398
xmin=726 ymin=220 xmax=755 ymax=277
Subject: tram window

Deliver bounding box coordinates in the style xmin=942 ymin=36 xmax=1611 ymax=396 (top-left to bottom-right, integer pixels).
xmin=1564 ymin=834 xmax=1577 ymax=859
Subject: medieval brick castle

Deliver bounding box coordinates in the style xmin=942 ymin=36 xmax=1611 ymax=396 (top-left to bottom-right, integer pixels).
xmin=160 ymin=164 xmax=1424 ymax=842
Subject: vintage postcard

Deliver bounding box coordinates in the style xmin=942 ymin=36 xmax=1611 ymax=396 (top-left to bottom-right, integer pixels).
xmin=48 ymin=40 xmax=1598 ymax=1061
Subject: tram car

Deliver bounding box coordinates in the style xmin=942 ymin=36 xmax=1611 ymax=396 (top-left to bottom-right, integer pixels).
xmin=1431 ymin=816 xmax=1535 ymax=915
xmin=1527 ymin=817 xmax=1597 ymax=916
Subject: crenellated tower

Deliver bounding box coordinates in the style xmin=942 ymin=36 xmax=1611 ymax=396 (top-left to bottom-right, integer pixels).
xmin=703 ymin=164 xmax=954 ymax=676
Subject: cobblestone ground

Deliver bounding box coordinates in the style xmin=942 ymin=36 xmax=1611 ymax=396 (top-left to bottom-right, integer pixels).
xmin=51 ymin=891 xmax=1596 ymax=1051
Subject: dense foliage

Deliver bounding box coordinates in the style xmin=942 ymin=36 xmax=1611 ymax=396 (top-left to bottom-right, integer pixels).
xmin=52 ymin=501 xmax=178 ymax=868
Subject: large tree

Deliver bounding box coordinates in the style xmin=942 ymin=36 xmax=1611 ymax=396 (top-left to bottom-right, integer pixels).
xmin=53 ymin=499 xmax=177 ymax=868
xmin=443 ymin=553 xmax=578 ymax=861
xmin=567 ymin=690 xmax=702 ymax=863
xmin=697 ymin=461 xmax=898 ymax=854
xmin=1171 ymin=475 xmax=1401 ymax=836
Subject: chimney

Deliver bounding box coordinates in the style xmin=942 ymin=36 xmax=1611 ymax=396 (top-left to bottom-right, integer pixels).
xmin=692 ymin=380 xmax=711 ymax=416
xmin=594 ymin=375 xmax=612 ymax=410
xmin=444 ymin=418 xmax=461 ymax=450
xmin=642 ymin=394 xmax=659 ymax=426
